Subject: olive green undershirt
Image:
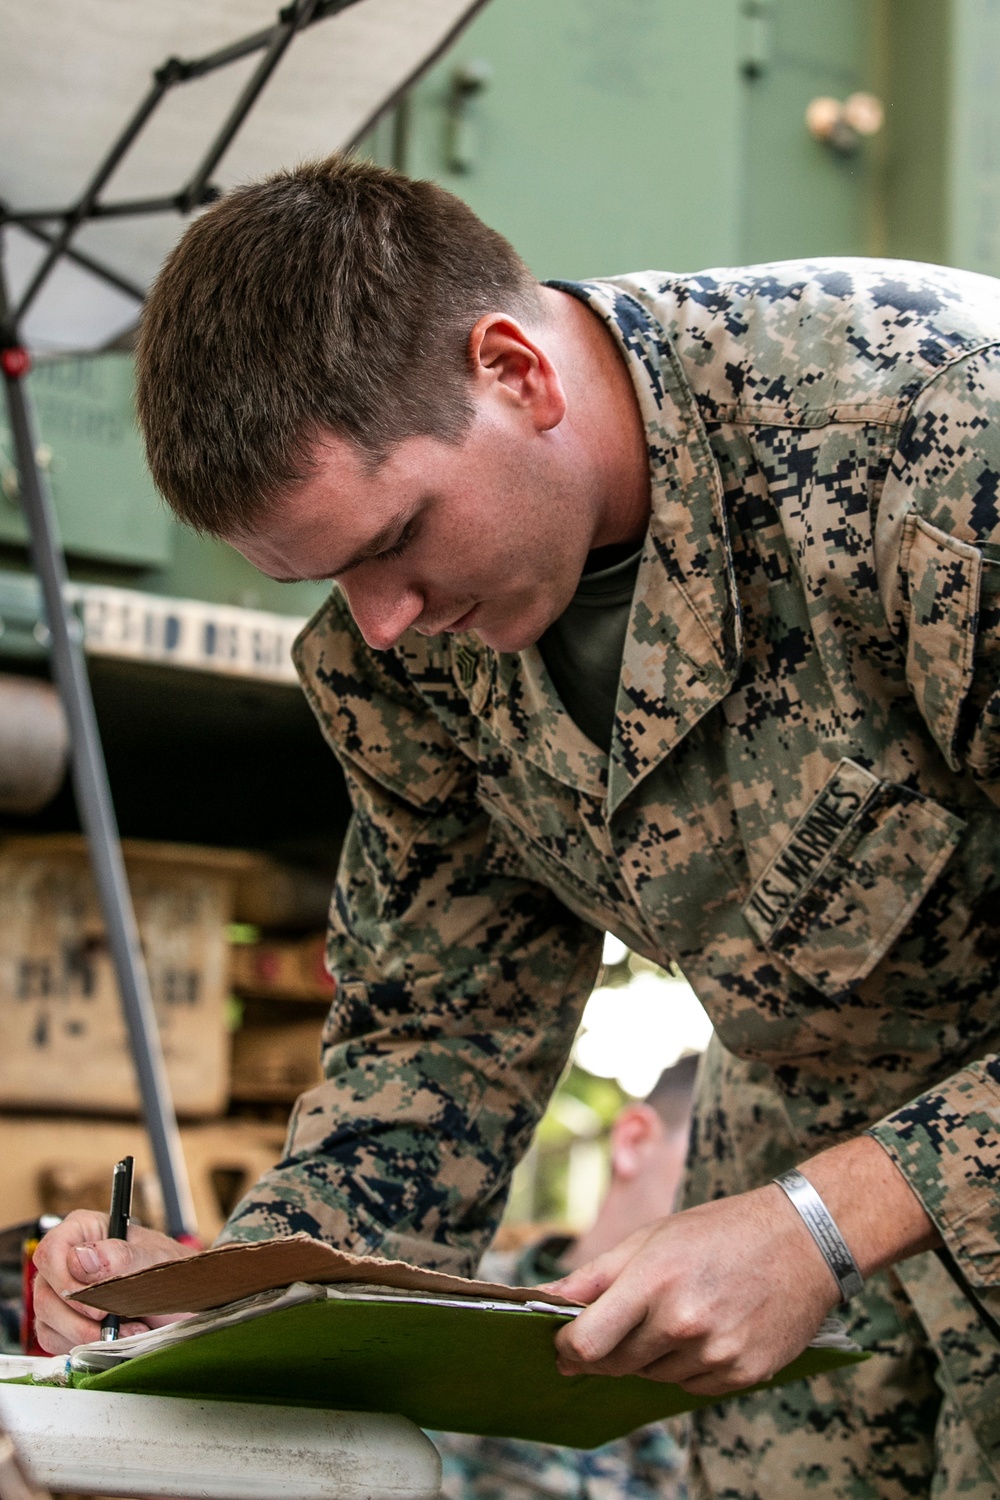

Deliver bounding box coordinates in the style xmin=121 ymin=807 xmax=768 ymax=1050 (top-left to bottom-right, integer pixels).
xmin=537 ymin=540 xmax=643 ymax=754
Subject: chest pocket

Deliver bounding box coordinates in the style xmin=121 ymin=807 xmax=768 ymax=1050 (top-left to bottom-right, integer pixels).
xmin=743 ymin=758 xmax=966 ymax=998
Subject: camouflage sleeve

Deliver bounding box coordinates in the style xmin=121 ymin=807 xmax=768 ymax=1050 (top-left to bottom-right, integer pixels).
xmin=219 ymin=596 xmax=602 ymax=1273
xmin=869 ymin=344 xmax=1000 ymax=1287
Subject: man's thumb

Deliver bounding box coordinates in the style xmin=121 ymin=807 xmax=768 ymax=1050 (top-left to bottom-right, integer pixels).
xmin=68 ymin=1236 xmax=140 ymax=1285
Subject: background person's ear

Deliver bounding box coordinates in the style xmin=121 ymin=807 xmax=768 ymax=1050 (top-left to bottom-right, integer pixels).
xmin=608 ymin=1102 xmax=662 ymax=1182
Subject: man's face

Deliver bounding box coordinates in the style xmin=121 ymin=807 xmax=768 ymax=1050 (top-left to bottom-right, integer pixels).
xmin=231 ymin=405 xmax=600 ymax=655
xmin=230 ymin=299 xmax=651 ymax=653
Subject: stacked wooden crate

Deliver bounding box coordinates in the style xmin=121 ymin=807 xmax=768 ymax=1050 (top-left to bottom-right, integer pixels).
xmin=229 ymin=931 xmax=333 ymax=1107
xmin=0 ymin=835 xmax=335 ymax=1245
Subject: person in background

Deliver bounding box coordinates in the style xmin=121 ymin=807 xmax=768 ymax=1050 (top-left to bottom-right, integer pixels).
xmin=430 ymin=1053 xmax=700 ymax=1500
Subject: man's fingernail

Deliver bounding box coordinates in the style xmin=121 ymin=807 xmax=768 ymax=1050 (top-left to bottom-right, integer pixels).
xmin=75 ymin=1246 xmax=101 ymax=1275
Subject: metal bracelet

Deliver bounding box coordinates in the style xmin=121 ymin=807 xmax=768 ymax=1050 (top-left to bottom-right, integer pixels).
xmin=773 ymin=1168 xmax=864 ymax=1304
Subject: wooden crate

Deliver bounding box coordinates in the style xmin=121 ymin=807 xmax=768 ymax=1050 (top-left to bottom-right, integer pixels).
xmin=0 ymin=836 xmax=252 ymax=1119
xmin=230 ymin=1010 xmax=325 ymax=1104
xmin=0 ymin=1114 xmax=288 ymax=1246
xmin=229 ymin=933 xmax=335 ymax=1003
xmin=232 ymin=859 xmax=334 ymax=931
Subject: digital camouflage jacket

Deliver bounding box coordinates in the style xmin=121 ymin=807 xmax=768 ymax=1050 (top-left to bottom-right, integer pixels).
xmin=224 ymin=259 xmax=1000 ymax=1472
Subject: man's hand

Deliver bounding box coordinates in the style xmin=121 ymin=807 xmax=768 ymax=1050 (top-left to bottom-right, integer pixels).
xmin=32 ymin=1209 xmax=197 ymax=1354
xmin=544 ymin=1135 xmax=940 ymax=1397
xmin=545 ymin=1184 xmax=837 ymax=1396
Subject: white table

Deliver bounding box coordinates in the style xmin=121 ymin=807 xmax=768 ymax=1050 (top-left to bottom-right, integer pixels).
xmin=0 ymin=1357 xmax=441 ymax=1500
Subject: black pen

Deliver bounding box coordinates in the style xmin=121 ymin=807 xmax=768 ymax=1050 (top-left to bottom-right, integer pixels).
xmin=99 ymin=1155 xmax=134 ymax=1343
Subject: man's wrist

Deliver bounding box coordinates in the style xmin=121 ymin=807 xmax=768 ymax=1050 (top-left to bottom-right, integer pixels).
xmin=794 ymin=1134 xmax=940 ymax=1279
xmin=773 ymin=1168 xmax=864 ymax=1303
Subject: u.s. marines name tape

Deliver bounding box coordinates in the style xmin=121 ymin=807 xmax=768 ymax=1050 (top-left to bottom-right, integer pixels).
xmin=744 ymin=760 xmax=880 ymax=931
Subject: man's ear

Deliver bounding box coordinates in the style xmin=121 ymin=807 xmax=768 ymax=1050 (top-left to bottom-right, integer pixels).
xmin=467 ymin=313 xmax=566 ymax=431
xmin=608 ymin=1103 xmax=662 ymax=1183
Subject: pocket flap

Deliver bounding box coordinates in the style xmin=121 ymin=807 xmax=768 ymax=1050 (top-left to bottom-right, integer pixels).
xmin=744 ymin=758 xmax=966 ymax=998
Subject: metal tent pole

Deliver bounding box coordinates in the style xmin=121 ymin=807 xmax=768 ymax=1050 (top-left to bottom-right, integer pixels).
xmin=0 ymin=268 xmax=196 ymax=1239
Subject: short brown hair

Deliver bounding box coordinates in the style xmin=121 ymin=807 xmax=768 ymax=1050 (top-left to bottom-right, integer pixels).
xmin=136 ymin=155 xmax=542 ymax=535
xmin=645 ymin=1052 xmax=699 ymax=1133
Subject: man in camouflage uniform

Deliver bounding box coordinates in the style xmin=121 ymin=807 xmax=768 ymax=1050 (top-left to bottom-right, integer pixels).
xmin=33 ymin=161 xmax=1000 ymax=1498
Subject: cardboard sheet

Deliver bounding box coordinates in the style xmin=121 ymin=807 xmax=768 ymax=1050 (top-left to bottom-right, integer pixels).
xmin=75 ymin=1233 xmax=581 ymax=1316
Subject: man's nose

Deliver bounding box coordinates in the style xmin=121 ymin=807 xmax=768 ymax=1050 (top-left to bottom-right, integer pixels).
xmin=341 ymin=577 xmax=425 ymax=651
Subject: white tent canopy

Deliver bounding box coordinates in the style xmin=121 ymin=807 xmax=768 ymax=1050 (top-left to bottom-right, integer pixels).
xmin=1 ymin=0 xmax=487 ymax=352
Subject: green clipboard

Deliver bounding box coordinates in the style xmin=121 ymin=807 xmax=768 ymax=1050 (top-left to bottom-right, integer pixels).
xmin=67 ymin=1289 xmax=868 ymax=1450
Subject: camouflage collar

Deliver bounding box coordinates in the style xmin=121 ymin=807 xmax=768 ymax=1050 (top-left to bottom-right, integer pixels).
xmin=509 ymin=278 xmax=744 ymax=815
xmin=479 ymin=643 xmax=610 ymax=798
xmin=364 ymin=278 xmax=744 ymax=816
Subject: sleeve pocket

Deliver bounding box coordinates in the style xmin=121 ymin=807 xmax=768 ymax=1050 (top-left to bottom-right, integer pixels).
xmin=743 ymin=758 xmax=966 ymax=998
xmin=901 ymin=513 xmax=982 ymax=772
xmin=965 ymin=559 xmax=1000 ymax=798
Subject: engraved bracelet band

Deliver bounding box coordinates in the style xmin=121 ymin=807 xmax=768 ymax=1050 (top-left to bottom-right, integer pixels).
xmin=773 ymin=1168 xmax=865 ymax=1304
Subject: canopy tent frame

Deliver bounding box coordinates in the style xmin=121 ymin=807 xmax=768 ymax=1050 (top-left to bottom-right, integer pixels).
xmin=0 ymin=0 xmax=487 ymax=1242
xmin=4 ymin=0 xmax=363 ymax=325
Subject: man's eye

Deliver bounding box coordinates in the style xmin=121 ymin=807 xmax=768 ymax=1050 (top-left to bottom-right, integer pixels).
xmin=376 ymin=526 xmax=415 ymax=562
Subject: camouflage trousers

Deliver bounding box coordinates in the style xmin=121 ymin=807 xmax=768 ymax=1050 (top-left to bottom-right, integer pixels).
xmin=685 ymin=1040 xmax=1000 ymax=1500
